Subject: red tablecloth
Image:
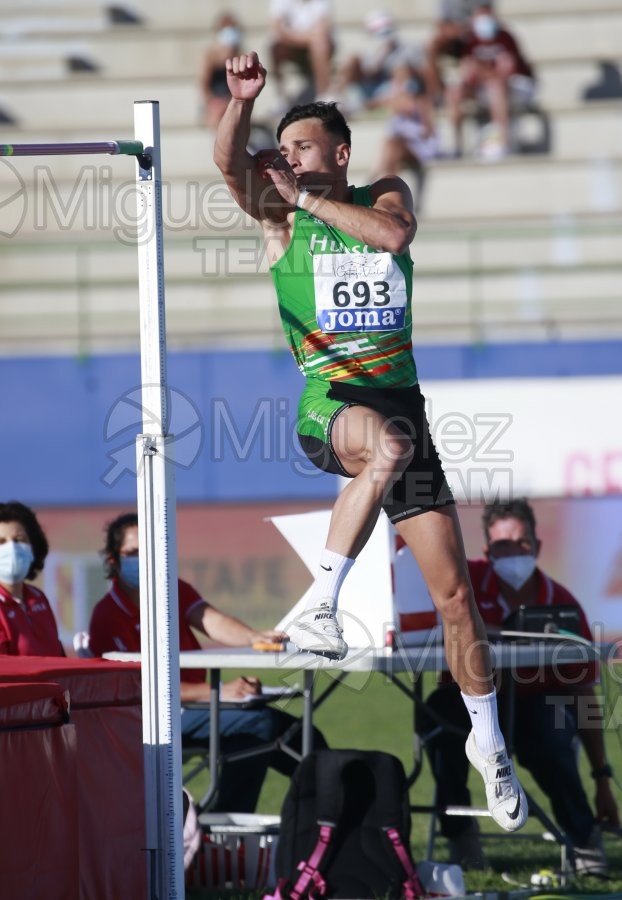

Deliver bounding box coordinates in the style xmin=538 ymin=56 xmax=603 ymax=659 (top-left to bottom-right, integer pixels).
xmin=0 ymin=679 xmax=78 ymax=900
xmin=0 ymin=678 xmax=68 ymax=725
xmin=0 ymin=657 xmax=145 ymax=900
xmin=0 ymin=655 xmax=141 ymax=705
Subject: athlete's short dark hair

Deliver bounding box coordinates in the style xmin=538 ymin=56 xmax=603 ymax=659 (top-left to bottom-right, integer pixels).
xmin=276 ymin=101 xmax=352 ymax=146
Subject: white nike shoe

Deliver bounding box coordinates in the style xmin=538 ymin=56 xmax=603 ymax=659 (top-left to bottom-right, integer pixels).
xmin=465 ymin=731 xmax=528 ymax=832
xmin=287 ymin=600 xmax=348 ymax=661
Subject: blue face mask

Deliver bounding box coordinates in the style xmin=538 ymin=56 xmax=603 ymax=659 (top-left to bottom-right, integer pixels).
xmin=491 ymin=554 xmax=536 ymax=590
xmin=473 ymin=14 xmax=498 ymax=41
xmin=0 ymin=541 xmax=34 ymax=584
xmin=119 ymin=555 xmax=140 ymax=589
xmin=218 ymin=26 xmax=241 ymax=47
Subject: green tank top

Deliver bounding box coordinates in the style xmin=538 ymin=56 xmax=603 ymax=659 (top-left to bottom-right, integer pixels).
xmin=270 ymin=185 xmax=418 ymax=387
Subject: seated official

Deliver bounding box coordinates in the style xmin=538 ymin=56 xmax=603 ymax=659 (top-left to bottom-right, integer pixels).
xmin=419 ymin=499 xmax=618 ymax=874
xmin=89 ymin=512 xmax=327 ymax=813
xmin=0 ymin=500 xmax=64 ymax=657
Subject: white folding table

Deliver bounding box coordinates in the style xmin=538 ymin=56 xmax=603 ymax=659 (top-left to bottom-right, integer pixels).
xmin=105 ymin=635 xmax=605 ymax=812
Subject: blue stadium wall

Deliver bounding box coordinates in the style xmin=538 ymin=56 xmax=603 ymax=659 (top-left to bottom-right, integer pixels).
xmin=4 ymin=340 xmax=622 ymax=507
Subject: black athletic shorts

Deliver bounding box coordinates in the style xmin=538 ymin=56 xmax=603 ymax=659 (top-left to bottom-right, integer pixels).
xmin=297 ymin=381 xmax=455 ymax=523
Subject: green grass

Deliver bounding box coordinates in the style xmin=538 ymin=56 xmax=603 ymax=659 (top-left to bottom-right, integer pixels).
xmin=185 ymin=669 xmax=622 ymax=898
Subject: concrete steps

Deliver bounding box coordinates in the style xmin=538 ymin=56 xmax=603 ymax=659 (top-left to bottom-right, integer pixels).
xmin=422 ymin=156 xmax=622 ymax=221
xmin=2 ymin=148 xmax=620 ymax=237
xmin=0 ymin=39 xmax=101 ymax=81
xmin=0 ymin=75 xmax=198 ymax=130
xmin=3 ymin=250 xmax=619 ymax=306
xmin=0 ymin=213 xmax=618 ymax=353
xmin=17 ymin=0 xmax=618 ymax=32
xmin=5 ymin=25 xmax=619 ymax=77
xmin=0 ymin=287 xmax=618 ymax=354
xmin=0 ymin=279 xmax=283 ymax=355
xmin=0 ymin=61 xmax=618 ymax=144
xmin=0 ymin=274 xmax=617 ymax=353
xmin=0 ymin=51 xmax=611 ymax=127
xmin=0 ymin=0 xmax=621 ymax=104
xmin=1 ymin=98 xmax=619 ymax=177
xmin=0 ymin=6 xmax=111 ymax=38
xmin=2 ymin=217 xmax=620 ymax=281
xmin=0 ymin=0 xmax=618 ymax=354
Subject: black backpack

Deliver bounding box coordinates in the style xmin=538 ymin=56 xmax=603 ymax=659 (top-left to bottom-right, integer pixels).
xmin=264 ymin=749 xmax=424 ymax=899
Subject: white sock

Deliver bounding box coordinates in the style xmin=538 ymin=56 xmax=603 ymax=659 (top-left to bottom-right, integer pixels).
xmin=305 ymin=549 xmax=355 ymax=612
xmin=461 ymin=689 xmax=506 ymax=758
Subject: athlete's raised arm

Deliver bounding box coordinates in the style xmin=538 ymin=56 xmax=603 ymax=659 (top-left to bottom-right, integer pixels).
xmin=213 ymin=51 xmax=289 ymax=227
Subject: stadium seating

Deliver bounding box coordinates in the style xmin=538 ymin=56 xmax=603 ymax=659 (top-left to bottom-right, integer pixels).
xmin=0 ymin=0 xmax=620 ymax=352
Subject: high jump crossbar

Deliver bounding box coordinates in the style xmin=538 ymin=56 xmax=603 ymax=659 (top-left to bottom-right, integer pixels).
xmin=0 ymin=139 xmax=145 ymax=158
xmin=4 ymin=104 xmax=183 ymax=899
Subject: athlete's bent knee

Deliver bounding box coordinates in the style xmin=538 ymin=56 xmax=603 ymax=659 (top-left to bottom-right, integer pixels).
xmin=433 ymin=581 xmax=472 ymax=625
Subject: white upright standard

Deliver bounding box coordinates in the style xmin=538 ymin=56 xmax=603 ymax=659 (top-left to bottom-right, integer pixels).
xmin=134 ymin=100 xmax=184 ymax=900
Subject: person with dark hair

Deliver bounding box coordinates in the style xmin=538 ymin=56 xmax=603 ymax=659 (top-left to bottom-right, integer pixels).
xmin=419 ymin=498 xmax=619 ymax=873
xmin=89 ymin=512 xmax=327 ymax=813
xmin=0 ymin=500 xmax=64 ymax=656
xmin=214 ymin=51 xmax=528 ymax=835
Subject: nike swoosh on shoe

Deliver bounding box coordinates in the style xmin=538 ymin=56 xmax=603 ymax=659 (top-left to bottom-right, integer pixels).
xmin=507 ymin=793 xmax=521 ymax=821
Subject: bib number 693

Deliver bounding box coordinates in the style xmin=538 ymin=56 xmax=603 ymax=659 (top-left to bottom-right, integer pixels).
xmin=333 ymin=280 xmax=391 ymax=307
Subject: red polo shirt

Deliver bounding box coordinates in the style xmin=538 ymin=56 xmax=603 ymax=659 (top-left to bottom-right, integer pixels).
xmin=89 ymin=578 xmax=207 ymax=683
xmin=468 ymin=559 xmax=597 ymax=695
xmin=0 ymin=583 xmax=64 ymax=656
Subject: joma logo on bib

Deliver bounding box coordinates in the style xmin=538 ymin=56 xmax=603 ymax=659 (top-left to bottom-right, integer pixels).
xmin=320 ymin=307 xmax=405 ymax=332
xmin=313 ymin=251 xmax=408 ymax=333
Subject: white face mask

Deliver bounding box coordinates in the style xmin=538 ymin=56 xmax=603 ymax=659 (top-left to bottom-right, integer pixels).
xmin=473 ymin=14 xmax=498 ymax=41
xmin=0 ymin=540 xmax=34 ymax=585
xmin=491 ymin=554 xmax=536 ymax=590
xmin=218 ymin=26 xmax=241 ymax=47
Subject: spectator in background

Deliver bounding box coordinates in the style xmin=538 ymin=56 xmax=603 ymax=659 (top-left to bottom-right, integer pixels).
xmin=269 ymin=0 xmax=334 ymax=107
xmin=370 ymin=62 xmax=440 ymax=211
xmin=424 ymin=0 xmax=472 ymax=104
xmin=418 ymin=499 xmax=618 ymax=874
xmin=200 ymin=12 xmax=243 ymax=127
xmin=445 ymin=2 xmax=535 ymax=159
xmin=334 ymin=10 xmax=429 ymax=115
xmin=89 ymin=512 xmax=327 ymax=813
xmin=0 ymin=500 xmax=64 ymax=656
